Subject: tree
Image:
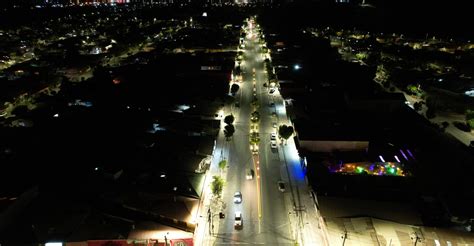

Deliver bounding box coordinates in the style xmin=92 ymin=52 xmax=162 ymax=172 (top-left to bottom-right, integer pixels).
xmin=219 ymin=159 xmax=227 ymax=171
xmin=414 ymin=101 xmax=423 ymax=111
xmin=250 ymin=132 xmax=260 ymax=145
xmin=224 ymin=115 xmax=234 ymax=125
xmin=211 ymin=176 xmax=224 ymax=197
xmin=442 ymin=121 xmax=449 ymax=129
xmin=426 ymin=96 xmax=440 ymax=112
xmin=230 ymin=84 xmax=240 ymax=95
xmin=278 ymin=125 xmax=294 ymax=143
xmin=465 ymin=110 xmax=474 ymax=130
xmin=426 ymin=107 xmax=436 ymax=119
xmin=224 ymin=124 xmax=235 ymax=140
xmin=251 ymin=97 xmax=259 ymax=107
xmin=11 ymin=105 xmax=29 ymax=118
xmin=250 ymin=111 xmax=260 ymax=122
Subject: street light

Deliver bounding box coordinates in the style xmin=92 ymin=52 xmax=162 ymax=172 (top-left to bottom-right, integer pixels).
xmin=293 ymin=64 xmax=301 ymax=70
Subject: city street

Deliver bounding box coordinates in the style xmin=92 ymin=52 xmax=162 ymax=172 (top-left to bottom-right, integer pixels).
xmin=197 ymin=18 xmax=328 ymax=246
xmin=213 ymin=20 xmax=294 ymax=245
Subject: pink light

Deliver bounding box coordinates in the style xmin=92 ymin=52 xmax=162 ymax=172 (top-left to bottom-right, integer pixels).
xmin=400 ymin=149 xmax=408 ymax=160
xmin=407 ymin=149 xmax=415 ymax=160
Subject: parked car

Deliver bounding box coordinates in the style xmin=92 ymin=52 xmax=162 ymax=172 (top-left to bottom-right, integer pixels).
xmin=277 ymin=181 xmax=285 ymax=192
xmin=270 ymin=132 xmax=277 ymax=141
xmin=271 ymin=141 xmax=277 ymax=149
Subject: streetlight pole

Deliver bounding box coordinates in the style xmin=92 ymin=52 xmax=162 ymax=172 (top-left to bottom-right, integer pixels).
xmin=342 ymin=230 xmax=347 ymax=246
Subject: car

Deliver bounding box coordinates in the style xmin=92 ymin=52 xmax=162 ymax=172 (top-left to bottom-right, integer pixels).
xmin=270 ymin=132 xmax=277 ymax=141
xmin=272 ymin=122 xmax=277 ymax=128
xmin=234 ymin=211 xmax=243 ymax=229
xmin=271 ymin=141 xmax=277 ymax=149
xmin=246 ymin=168 xmax=254 ymax=180
xmin=269 ymin=88 xmax=275 ymax=94
xmin=234 ymin=191 xmax=242 ymax=204
xmin=277 ymin=181 xmax=285 ymax=192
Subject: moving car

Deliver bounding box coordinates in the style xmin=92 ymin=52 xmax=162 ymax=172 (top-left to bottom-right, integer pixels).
xmin=234 ymin=191 xmax=242 ymax=204
xmin=270 ymin=132 xmax=277 ymax=141
xmin=246 ymin=168 xmax=254 ymax=180
xmin=277 ymin=181 xmax=285 ymax=192
xmin=234 ymin=211 xmax=243 ymax=229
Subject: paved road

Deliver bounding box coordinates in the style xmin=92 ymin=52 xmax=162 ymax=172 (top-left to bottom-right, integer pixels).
xmin=215 ymin=22 xmax=294 ymax=245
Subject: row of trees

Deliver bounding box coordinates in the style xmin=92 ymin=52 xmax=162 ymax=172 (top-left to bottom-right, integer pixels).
xmin=278 ymin=124 xmax=294 ymax=143
xmin=223 ymin=114 xmax=235 ymax=140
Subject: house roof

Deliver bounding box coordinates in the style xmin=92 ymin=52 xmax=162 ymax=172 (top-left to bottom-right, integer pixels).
xmin=318 ymin=196 xmax=422 ymax=225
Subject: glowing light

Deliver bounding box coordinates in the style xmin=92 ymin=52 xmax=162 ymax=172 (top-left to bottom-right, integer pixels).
xmin=293 ymin=64 xmax=301 ymax=70
xmin=378 ymin=155 xmax=385 ymax=162
xmin=394 ymin=155 xmax=400 ymax=163
xmin=407 ymin=149 xmax=415 ymax=159
xmin=400 ymin=149 xmax=408 ymax=160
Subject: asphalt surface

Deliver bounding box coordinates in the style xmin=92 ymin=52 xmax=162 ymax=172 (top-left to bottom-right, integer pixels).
xmin=215 ymin=31 xmax=294 ymax=245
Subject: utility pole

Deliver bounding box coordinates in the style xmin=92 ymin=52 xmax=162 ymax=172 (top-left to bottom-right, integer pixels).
xmin=208 ymin=208 xmax=211 ymax=235
xmin=413 ymin=232 xmax=420 ymax=246
xmin=342 ymin=230 xmax=347 ymax=246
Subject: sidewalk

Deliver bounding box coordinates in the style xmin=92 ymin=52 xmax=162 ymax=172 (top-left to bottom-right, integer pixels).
xmin=194 ymin=116 xmax=230 ymax=246
xmin=277 ymin=136 xmax=327 ymax=246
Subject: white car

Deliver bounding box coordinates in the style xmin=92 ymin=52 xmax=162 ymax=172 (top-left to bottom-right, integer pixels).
xmin=272 ymin=122 xmax=277 ymax=128
xmin=234 ymin=211 xmax=243 ymax=229
xmin=246 ymin=168 xmax=254 ymax=180
xmin=271 ymin=141 xmax=277 ymax=149
xmin=270 ymin=132 xmax=277 ymax=141
xmin=234 ymin=191 xmax=242 ymax=204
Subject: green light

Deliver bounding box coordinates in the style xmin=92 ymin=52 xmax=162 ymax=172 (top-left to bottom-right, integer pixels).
xmin=389 ymin=168 xmax=395 ymax=174
xmin=356 ymin=166 xmax=364 ymax=173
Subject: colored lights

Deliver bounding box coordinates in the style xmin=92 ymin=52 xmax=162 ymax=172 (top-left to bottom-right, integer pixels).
xmin=331 ymin=162 xmax=410 ymax=177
